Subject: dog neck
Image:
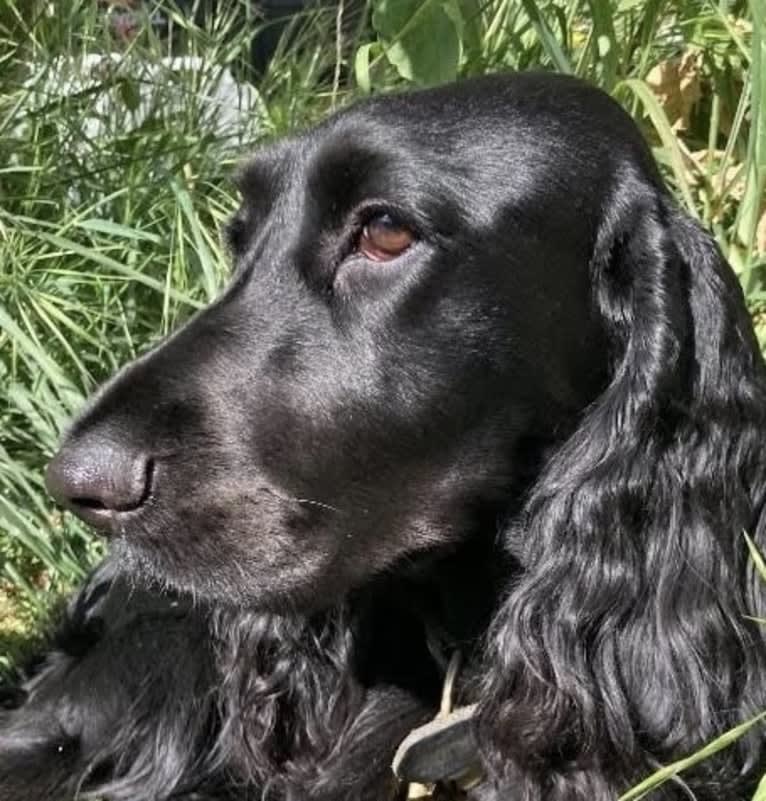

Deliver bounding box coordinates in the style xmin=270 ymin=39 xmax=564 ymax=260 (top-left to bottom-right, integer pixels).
xmin=348 ymin=524 xmax=519 ymax=707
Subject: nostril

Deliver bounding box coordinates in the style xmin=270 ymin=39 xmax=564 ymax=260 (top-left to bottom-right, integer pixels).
xmin=71 ymin=497 xmax=109 ymax=511
xmin=45 ymin=442 xmax=154 ymax=533
xmin=69 ymin=459 xmax=153 ymax=513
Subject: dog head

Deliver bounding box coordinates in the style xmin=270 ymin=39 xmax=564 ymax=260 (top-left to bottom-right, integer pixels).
xmin=47 ymin=73 xmax=625 ymax=606
xmin=45 ymin=73 xmax=761 ymax=620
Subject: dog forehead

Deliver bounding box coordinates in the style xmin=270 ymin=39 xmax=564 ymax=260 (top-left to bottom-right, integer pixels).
xmin=332 ymin=73 xmax=640 ymax=152
xmin=232 ymin=74 xmax=660 ymax=241
xmin=308 ymin=79 xmax=656 ymax=210
xmin=236 ymin=75 xmax=598 ymax=186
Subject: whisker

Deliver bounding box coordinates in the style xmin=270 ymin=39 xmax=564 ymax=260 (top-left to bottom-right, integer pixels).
xmin=295 ymin=498 xmax=343 ymax=513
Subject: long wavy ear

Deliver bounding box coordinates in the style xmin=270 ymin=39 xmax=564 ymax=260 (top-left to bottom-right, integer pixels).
xmin=478 ymin=177 xmax=766 ymax=801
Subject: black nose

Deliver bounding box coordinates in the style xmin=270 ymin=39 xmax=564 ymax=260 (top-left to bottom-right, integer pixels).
xmin=45 ymin=438 xmax=153 ymax=535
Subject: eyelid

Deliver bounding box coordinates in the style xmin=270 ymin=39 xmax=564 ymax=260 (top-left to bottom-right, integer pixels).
xmin=345 ymin=202 xmax=421 ymax=258
xmin=353 ymin=201 xmax=417 ymax=234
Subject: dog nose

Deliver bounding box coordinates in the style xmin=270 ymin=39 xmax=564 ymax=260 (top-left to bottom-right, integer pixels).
xmin=45 ymin=439 xmax=153 ymax=534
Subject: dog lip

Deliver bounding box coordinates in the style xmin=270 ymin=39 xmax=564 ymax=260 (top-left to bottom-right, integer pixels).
xmin=66 ymin=499 xmax=150 ymax=537
xmin=67 ymin=503 xmax=119 ymax=533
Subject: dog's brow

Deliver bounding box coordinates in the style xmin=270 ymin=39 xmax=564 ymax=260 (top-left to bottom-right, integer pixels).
xmin=307 ymin=139 xmax=396 ymax=215
xmin=315 ymin=140 xmax=386 ymax=184
xmin=233 ymin=158 xmax=277 ymax=205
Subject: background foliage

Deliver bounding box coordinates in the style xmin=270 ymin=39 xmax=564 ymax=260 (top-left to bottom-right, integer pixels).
xmin=0 ymin=0 xmax=765 ymax=793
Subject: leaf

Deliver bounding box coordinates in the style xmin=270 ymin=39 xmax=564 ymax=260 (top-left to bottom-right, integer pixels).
xmin=371 ymin=0 xmax=461 ymax=85
xmin=736 ymin=0 xmax=766 ymax=287
xmin=587 ymin=0 xmax=619 ymax=88
xmin=354 ymin=43 xmax=378 ymax=93
xmin=0 ymin=304 xmax=80 ymax=412
xmin=452 ymin=0 xmax=482 ymax=58
xmin=645 ymin=50 xmax=703 ymax=132
xmin=171 ymin=179 xmax=220 ymax=302
xmin=33 ymin=231 xmax=201 ymax=308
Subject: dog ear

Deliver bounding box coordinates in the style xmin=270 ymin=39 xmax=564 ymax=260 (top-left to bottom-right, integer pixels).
xmin=478 ymin=182 xmax=766 ymax=801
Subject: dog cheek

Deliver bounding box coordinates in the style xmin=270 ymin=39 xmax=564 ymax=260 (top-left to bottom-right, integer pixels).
xmin=140 ymin=487 xmax=341 ymax=602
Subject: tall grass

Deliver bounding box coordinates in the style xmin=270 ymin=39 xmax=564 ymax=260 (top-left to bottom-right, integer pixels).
xmin=0 ymin=0 xmax=344 ymax=656
xmin=0 ymin=0 xmax=765 ymax=792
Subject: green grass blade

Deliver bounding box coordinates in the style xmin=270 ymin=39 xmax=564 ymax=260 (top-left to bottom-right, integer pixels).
xmin=615 ymin=78 xmax=698 ymax=215
xmin=519 ymin=0 xmax=573 ymax=73
xmin=753 ymin=771 xmax=766 ymax=801
xmin=76 ymin=218 xmax=163 ymax=244
xmin=171 ymin=179 xmax=221 ymax=301
xmin=34 ymin=232 xmax=202 ymax=308
xmin=619 ymin=712 xmax=766 ymax=800
xmin=737 ymin=0 xmax=766 ymax=290
xmin=0 ymin=304 xmax=80 ymax=409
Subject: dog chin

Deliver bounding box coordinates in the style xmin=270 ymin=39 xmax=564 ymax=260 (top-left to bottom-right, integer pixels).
xmin=109 ymin=537 xmax=226 ymax=603
xmin=109 ymin=538 xmax=186 ymax=594
xmin=109 ymin=537 xmax=318 ymax=613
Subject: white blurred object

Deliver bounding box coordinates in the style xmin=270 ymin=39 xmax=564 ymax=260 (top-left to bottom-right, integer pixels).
xmin=25 ymin=53 xmax=264 ymax=145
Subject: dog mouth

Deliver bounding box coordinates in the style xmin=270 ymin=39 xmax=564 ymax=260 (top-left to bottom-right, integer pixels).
xmin=68 ymin=499 xmax=144 ymax=534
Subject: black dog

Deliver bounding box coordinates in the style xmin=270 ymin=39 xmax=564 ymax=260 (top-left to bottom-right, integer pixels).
xmin=12 ymin=71 xmax=766 ymax=800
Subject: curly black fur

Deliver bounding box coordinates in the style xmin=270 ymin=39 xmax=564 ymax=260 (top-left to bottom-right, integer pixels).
xmin=5 ymin=72 xmax=766 ymax=801
xmin=478 ymin=186 xmax=766 ymax=800
xmin=0 ymin=562 xmax=225 ymax=801
xmin=1 ymin=561 xmax=435 ymax=801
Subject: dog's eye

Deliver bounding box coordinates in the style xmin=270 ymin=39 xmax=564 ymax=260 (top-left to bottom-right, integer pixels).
xmin=358 ymin=213 xmax=414 ymax=261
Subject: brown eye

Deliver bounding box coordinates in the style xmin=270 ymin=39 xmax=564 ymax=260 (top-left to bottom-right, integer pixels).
xmin=358 ymin=213 xmax=414 ymax=261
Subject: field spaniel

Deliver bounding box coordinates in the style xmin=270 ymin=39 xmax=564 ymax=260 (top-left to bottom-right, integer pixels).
xmin=3 ymin=71 xmax=766 ymax=801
